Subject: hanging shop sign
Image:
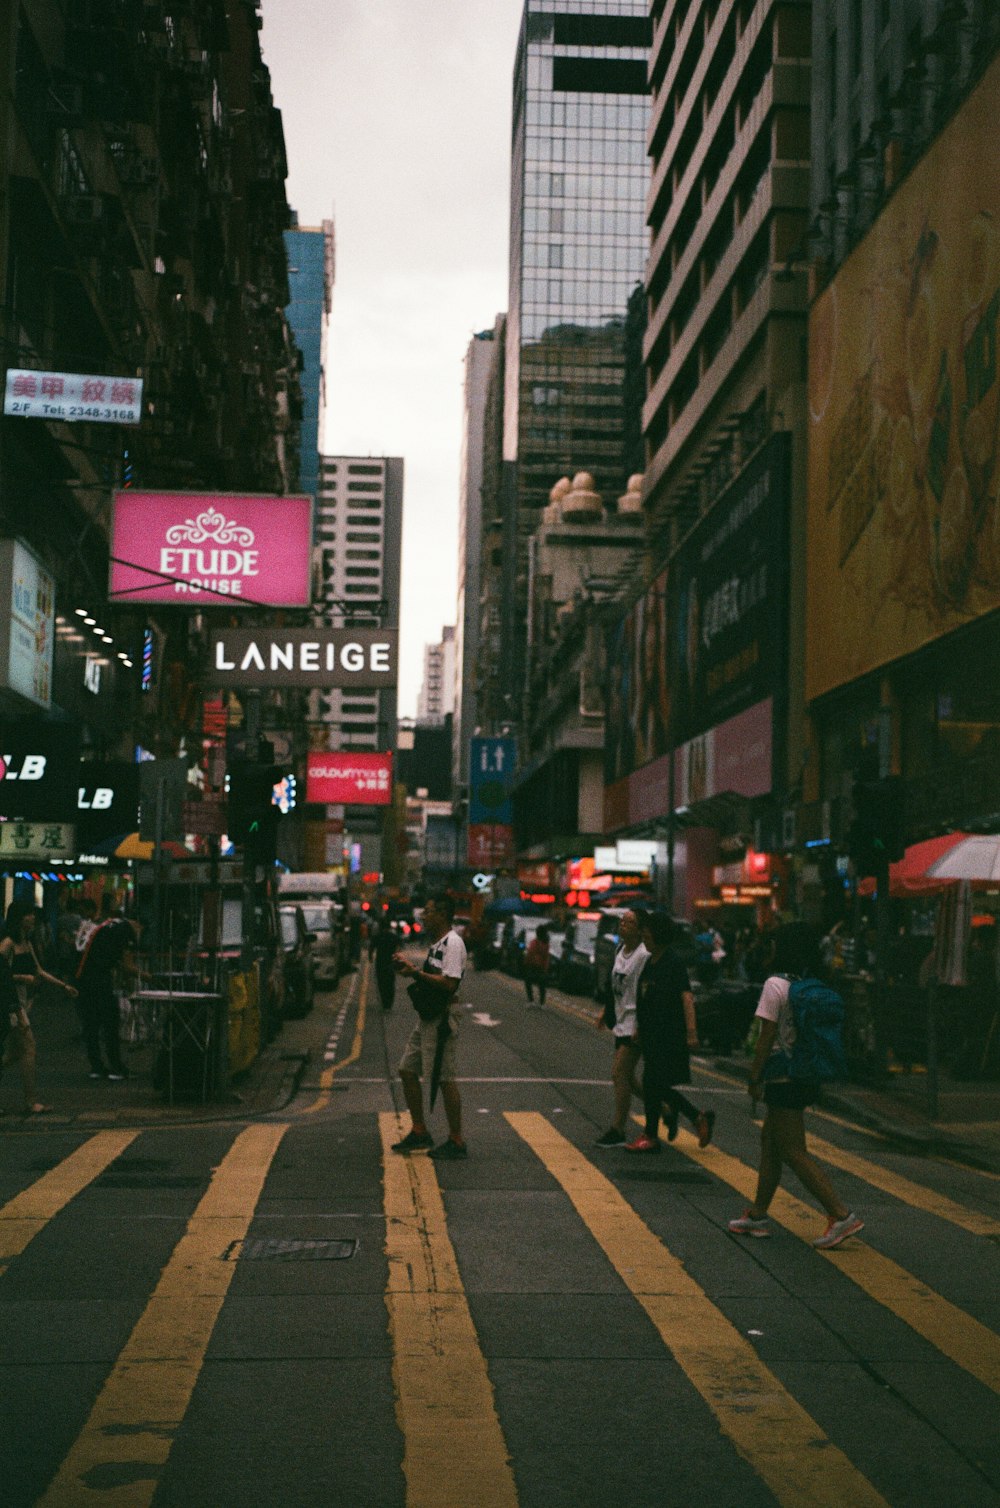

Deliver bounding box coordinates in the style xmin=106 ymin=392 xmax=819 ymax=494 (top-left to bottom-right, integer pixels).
xmin=668 ymin=434 xmax=789 ymax=749
xmin=4 ymin=369 xmax=143 ymax=425
xmin=0 ymin=821 xmax=75 ymax=860
xmin=306 ymin=751 xmax=393 ymax=806
xmin=0 ymin=721 xmax=80 ymax=821
xmin=467 ymin=824 xmax=515 ymax=868
xmin=207 ymin=628 xmax=398 ymax=688
xmin=469 ymin=736 xmax=516 ymax=826
xmin=108 ymin=492 xmax=313 ymax=606
xmin=0 ymin=540 xmax=55 ymax=709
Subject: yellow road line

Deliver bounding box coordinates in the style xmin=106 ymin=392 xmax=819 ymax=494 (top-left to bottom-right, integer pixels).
xmin=668 ymin=1126 xmax=1000 ymax=1395
xmin=302 ymin=956 xmax=370 ymax=1116
xmin=508 ymin=1112 xmax=887 ymax=1508
xmin=807 ymin=1132 xmax=1000 ymax=1237
xmin=38 ymin=1122 xmax=287 ymax=1507
xmin=695 ymin=1062 xmax=895 ymax=1140
xmin=379 ymin=1112 xmax=517 ymax=1508
xmin=0 ymin=1130 xmax=138 ymax=1277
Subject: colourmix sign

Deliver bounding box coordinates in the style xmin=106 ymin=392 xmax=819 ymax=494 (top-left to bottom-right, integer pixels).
xmin=109 ymin=492 xmax=313 ymax=606
xmin=307 ymin=752 xmax=393 ymax=806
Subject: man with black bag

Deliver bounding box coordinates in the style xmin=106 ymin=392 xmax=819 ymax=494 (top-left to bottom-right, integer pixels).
xmin=391 ymin=896 xmax=468 ymax=1160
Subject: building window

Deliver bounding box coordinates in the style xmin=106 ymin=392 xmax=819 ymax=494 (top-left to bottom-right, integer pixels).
xmin=347 ymin=463 xmax=382 ymax=475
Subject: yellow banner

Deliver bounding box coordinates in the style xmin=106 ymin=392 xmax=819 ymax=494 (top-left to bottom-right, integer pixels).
xmin=807 ymin=52 xmax=1000 ymax=701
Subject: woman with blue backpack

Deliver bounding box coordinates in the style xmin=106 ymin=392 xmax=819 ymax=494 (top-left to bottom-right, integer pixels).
xmin=728 ymin=922 xmax=864 ymax=1250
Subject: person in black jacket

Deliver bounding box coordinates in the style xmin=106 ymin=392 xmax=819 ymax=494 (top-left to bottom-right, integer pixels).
xmin=369 ymin=914 xmax=398 ymax=1010
xmin=627 ymin=912 xmax=715 ymax=1153
xmin=77 ymin=912 xmax=139 ymax=1081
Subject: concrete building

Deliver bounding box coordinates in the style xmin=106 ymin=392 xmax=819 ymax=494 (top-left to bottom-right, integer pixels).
xmin=496 ymin=0 xmax=652 ymax=711
xmin=616 ymin=0 xmax=812 ymax=892
xmin=310 ymin=456 xmax=404 ymax=753
xmin=453 ymin=325 xmax=499 ymax=790
xmin=800 ymin=1 xmax=1000 ymax=885
xmin=284 ymin=217 xmax=335 ymax=507
xmin=416 ymin=626 xmax=456 ymax=725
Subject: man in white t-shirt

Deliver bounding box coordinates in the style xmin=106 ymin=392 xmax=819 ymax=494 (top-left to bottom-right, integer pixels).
xmin=594 ymin=910 xmax=648 ymax=1147
xmin=391 ymin=896 xmax=469 ymax=1160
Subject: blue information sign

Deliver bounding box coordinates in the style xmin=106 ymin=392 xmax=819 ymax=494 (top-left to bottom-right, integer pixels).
xmin=469 ymin=736 xmax=516 ymax=825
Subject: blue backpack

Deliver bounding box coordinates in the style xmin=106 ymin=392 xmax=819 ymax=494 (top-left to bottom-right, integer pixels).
xmin=786 ymin=977 xmax=848 ymax=1083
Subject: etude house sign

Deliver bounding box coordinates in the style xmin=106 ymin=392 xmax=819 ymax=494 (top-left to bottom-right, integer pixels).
xmin=207 ymin=628 xmax=399 ymax=688
xmin=108 ymin=492 xmax=313 ymax=606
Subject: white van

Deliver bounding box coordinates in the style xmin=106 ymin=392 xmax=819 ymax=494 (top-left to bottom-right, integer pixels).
xmin=277 ymin=874 xmax=348 ymax=982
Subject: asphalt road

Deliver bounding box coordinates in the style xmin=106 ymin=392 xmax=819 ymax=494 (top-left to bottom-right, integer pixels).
xmin=3 ymin=959 xmax=1000 ymax=1507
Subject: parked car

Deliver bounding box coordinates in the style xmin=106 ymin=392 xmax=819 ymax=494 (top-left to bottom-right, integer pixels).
xmin=501 ymin=914 xmax=545 ymax=974
xmin=475 ymin=919 xmax=507 ymax=970
xmin=278 ymin=904 xmax=315 ymax=1018
xmin=546 ymin=928 xmax=567 ymax=982
xmin=295 ymin=899 xmax=343 ymax=987
xmin=560 ymin=912 xmax=602 ymax=995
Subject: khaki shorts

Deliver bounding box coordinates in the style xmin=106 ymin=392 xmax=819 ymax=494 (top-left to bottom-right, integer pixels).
xmin=399 ymin=1004 xmax=461 ymax=1084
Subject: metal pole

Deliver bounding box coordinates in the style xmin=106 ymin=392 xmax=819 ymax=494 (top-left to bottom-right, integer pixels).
xmin=926 ymin=977 xmax=939 ymax=1119
xmin=240 ymin=690 xmax=261 ymax=971
xmin=666 ymin=742 xmax=676 ymax=916
xmin=153 ymin=775 xmax=165 ymax=966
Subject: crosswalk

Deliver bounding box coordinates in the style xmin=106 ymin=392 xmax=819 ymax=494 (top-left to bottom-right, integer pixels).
xmin=2 ymin=1109 xmax=999 ymax=1506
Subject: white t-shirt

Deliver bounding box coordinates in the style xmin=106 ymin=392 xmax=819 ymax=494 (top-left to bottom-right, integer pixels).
xmin=755 ymin=975 xmax=796 ymax=1074
xmin=425 ymin=928 xmax=467 ymax=983
xmin=610 ymin=942 xmax=648 ymax=1037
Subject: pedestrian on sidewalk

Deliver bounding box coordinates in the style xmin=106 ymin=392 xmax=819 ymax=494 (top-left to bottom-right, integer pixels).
xmin=523 ymin=925 xmax=550 ymax=1007
xmin=391 ymin=895 xmax=469 ymax=1160
xmin=0 ymin=899 xmax=77 ymax=1116
xmin=369 ymin=913 xmax=398 ymax=1010
xmin=76 ymin=910 xmax=140 ymax=1082
xmin=627 ymin=911 xmax=715 ymax=1153
xmin=594 ymin=909 xmax=648 ymax=1148
xmin=729 ymin=922 xmax=864 ymax=1249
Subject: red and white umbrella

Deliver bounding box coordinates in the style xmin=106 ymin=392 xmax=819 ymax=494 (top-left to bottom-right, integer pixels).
xmin=925 ymin=834 xmax=1000 ymax=884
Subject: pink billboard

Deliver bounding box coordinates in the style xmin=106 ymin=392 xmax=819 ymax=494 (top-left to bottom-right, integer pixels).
xmin=109 ymin=492 xmax=313 ymax=606
xmin=307 ymin=751 xmax=393 ymax=806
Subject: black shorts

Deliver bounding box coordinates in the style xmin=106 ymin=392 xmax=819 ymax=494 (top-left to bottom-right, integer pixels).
xmin=763 ymin=1079 xmax=819 ymax=1110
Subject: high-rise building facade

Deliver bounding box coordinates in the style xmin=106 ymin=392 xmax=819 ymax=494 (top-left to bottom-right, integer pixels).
xmin=417 ymin=627 xmax=456 ymax=725
xmin=453 ymin=325 xmax=498 ymax=787
xmin=499 ymin=1 xmax=652 ymax=704
xmin=284 ymin=217 xmax=335 ymax=506
xmin=310 ymin=456 xmax=404 ymax=752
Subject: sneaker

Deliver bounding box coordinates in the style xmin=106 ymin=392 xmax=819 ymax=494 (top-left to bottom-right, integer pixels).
xmin=391 ymin=1129 xmax=434 ymax=1154
xmin=429 ymin=1138 xmax=468 ymax=1160
xmin=813 ymin=1212 xmax=864 ymax=1250
xmin=625 ymin=1135 xmax=661 ymax=1154
xmin=594 ymin=1127 xmax=626 ymax=1148
xmin=728 ymin=1210 xmax=771 ymax=1237
xmin=88 ymin=1069 xmax=108 ymax=1080
xmin=697 ymin=1110 xmax=716 ymax=1148
xmin=106 ymin=1072 xmax=128 ymax=1082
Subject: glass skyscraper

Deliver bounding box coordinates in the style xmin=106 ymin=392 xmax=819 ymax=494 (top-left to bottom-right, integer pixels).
xmin=284 ymin=218 xmax=335 ymax=506
xmin=500 ymin=1 xmax=651 ymax=702
xmin=505 ymin=2 xmax=651 ymax=505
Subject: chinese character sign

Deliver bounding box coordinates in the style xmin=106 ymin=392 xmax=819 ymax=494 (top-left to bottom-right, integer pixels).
xmin=4 ymin=370 xmax=143 ymax=425
xmin=0 ymin=822 xmax=75 ymax=859
xmin=306 ymin=751 xmax=393 ymax=806
xmin=0 ymin=540 xmax=54 ymax=709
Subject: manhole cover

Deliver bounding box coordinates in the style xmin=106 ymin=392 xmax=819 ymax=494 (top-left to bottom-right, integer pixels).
xmin=224 ymin=1237 xmax=358 ymax=1262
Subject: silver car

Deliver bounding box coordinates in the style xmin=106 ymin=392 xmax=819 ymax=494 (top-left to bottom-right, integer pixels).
xmin=295 ymin=900 xmax=342 ymax=986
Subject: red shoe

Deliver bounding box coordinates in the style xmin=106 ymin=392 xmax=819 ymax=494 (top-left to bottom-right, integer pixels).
xmin=625 ymin=1135 xmax=661 ymax=1154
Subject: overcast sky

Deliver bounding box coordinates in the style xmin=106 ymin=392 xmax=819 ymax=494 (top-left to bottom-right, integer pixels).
xmin=259 ymin=0 xmax=525 ymax=715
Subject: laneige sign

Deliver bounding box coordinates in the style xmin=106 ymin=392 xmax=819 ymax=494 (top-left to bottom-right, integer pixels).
xmin=208 ymin=628 xmax=398 ymax=688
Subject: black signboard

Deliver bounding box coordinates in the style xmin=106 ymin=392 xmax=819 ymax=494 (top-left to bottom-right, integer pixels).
xmin=668 ymin=433 xmax=790 ymax=747
xmin=0 ymin=721 xmax=80 ymax=822
xmin=76 ymin=761 xmax=140 ymax=847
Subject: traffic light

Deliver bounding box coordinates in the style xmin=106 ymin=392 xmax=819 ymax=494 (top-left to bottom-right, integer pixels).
xmin=848 ymin=775 xmax=905 ymax=877
xmin=227 ymin=760 xmax=281 ymax=856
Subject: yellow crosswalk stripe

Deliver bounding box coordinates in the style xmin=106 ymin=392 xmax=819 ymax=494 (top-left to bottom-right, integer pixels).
xmin=668 ymin=1126 xmax=1000 ymax=1395
xmin=508 ymin=1111 xmax=888 ymax=1508
xmin=380 ymin=1112 xmax=517 ymax=1508
xmin=0 ymin=1130 xmax=138 ymax=1277
xmin=38 ymin=1122 xmax=287 ymax=1507
xmin=806 ymin=1131 xmax=1000 ymax=1236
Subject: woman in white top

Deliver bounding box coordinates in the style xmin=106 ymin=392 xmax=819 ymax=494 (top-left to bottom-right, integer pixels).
xmin=728 ymin=923 xmax=863 ymax=1250
xmin=594 ymin=910 xmax=648 ymax=1148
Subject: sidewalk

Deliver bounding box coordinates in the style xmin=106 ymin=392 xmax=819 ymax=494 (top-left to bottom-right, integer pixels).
xmin=712 ymin=1048 xmax=1000 ymax=1176
xmin=0 ymin=986 xmax=328 ymax=1132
